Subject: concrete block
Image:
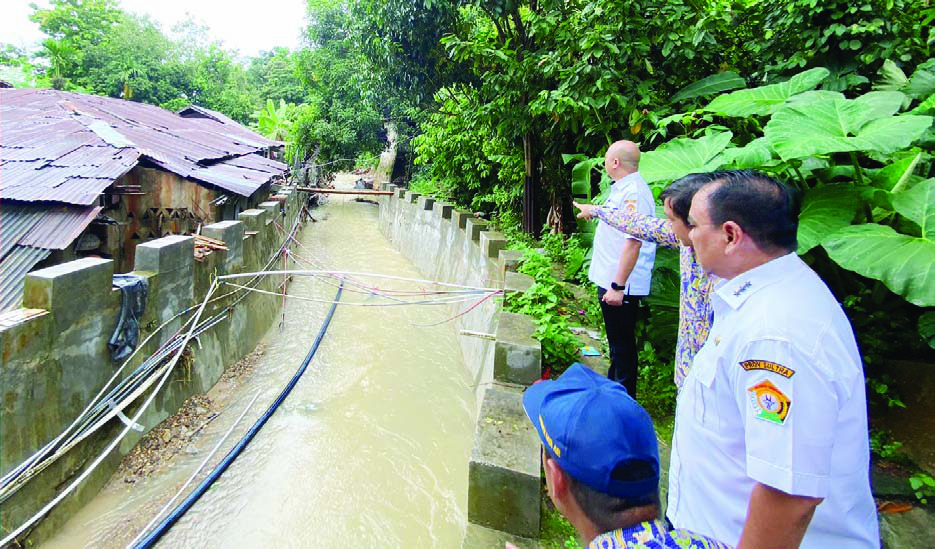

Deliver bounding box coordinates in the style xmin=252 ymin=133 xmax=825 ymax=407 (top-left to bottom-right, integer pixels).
xmin=461 ymin=523 xmax=539 ymax=549
xmin=433 ymin=201 xmax=454 ymax=220
xmin=419 ymin=196 xmax=436 ymax=210
xmin=879 ymin=506 xmax=935 ymax=549
xmin=396 ymin=187 xmax=407 ymax=199
xmin=388 ymin=184 xmax=398 ymax=195
xmin=259 ymin=201 xmax=281 ymax=224
xmin=202 ymin=220 xmax=244 ymax=269
xmin=453 ymin=209 xmax=473 ymax=229
xmin=499 ymin=250 xmax=524 ymax=276
xmin=406 ymin=191 xmax=421 ymax=203
xmin=480 ymin=231 xmax=507 ymax=259
xmin=134 ymin=235 xmax=194 ymax=273
xmin=22 ymin=258 xmax=114 ymax=329
xmin=466 ymin=218 xmax=490 ymax=242
xmin=494 ymin=312 xmax=542 ymax=385
xmin=468 ymin=383 xmax=541 ymax=538
xmin=504 ymin=272 xmax=534 ymax=295
xmin=237 ymin=208 xmax=267 ymax=232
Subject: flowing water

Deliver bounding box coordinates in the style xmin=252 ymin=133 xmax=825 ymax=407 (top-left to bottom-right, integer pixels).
xmin=44 ymin=185 xmax=476 ymax=548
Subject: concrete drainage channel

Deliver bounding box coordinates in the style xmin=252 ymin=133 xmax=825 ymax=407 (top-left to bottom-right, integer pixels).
xmin=0 ymin=189 xmax=304 ymax=545
xmin=1 ymin=160 xmax=546 ymax=545
xmin=377 ymin=184 xmax=545 ymax=547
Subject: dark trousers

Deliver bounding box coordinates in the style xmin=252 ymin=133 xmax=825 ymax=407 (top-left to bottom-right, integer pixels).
xmin=597 ymin=287 xmax=641 ymax=398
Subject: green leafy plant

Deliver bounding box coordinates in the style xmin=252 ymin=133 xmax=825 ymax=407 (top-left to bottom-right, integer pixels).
xmin=639 ymin=66 xmax=935 ymax=311
xmin=910 ymin=472 xmax=935 ymax=504
xmin=506 ymin=250 xmax=581 ymax=370
xmin=540 ymin=505 xmax=581 ymax=549
xmin=920 ymin=311 xmax=935 ymax=349
xmin=870 ymin=428 xmax=904 ymax=459
xmin=867 ymin=375 xmax=907 ymax=409
xmin=253 ymin=98 xmax=294 ymax=142
xmin=636 ymin=341 xmax=678 ymax=417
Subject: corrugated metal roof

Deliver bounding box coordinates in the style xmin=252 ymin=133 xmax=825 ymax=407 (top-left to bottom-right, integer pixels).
xmin=178 ymin=105 xmax=284 ymax=148
xmin=1 ymin=89 xmax=287 ymax=202
xmin=0 ymin=246 xmax=51 ymax=313
xmin=0 ymin=203 xmax=102 ymax=258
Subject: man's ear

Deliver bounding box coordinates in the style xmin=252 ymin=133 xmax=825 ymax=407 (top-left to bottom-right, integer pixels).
xmin=544 ymin=456 xmax=568 ymax=501
xmin=723 ymin=221 xmax=744 ymax=253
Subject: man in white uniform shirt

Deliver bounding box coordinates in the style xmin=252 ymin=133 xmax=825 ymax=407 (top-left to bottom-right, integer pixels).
xmin=668 ymin=170 xmax=878 ymax=548
xmin=587 ymin=140 xmax=656 ymax=396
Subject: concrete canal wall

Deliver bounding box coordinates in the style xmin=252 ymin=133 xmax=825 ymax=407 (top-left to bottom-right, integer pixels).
xmin=376 ymin=185 xmax=546 ymax=546
xmin=0 ymin=189 xmax=303 ymax=544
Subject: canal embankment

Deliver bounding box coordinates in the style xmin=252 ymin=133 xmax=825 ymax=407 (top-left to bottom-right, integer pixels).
xmin=0 ymin=188 xmax=303 ymax=545
xmin=377 ymin=183 xmax=547 ymax=546
xmin=2 ymin=138 xmax=550 ymax=548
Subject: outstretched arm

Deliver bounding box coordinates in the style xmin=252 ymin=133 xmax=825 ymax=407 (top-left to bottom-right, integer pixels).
xmin=573 ymin=202 xmax=679 ymax=248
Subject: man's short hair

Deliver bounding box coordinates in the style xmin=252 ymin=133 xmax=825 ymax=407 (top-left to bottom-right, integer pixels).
xmin=659 ymin=173 xmax=721 ymax=224
xmin=560 ymin=456 xmax=660 ymax=533
xmin=704 ymin=170 xmax=800 ymax=252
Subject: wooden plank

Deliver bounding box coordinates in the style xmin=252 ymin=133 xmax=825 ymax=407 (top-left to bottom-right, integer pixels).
xmin=295 ymin=187 xmax=393 ymax=196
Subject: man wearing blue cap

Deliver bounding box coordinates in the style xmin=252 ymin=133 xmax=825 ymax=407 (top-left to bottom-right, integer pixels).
xmin=522 ymin=363 xmax=729 ymax=548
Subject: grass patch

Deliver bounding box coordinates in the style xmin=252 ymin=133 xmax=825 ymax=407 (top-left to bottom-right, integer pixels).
xmin=653 ymin=414 xmax=675 ymax=445
xmin=539 ymin=503 xmax=581 ymax=549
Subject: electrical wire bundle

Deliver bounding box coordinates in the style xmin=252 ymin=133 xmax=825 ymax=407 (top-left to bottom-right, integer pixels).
xmin=0 ymin=217 xmax=303 ymax=547
xmin=1 ymin=208 xmax=502 ymax=546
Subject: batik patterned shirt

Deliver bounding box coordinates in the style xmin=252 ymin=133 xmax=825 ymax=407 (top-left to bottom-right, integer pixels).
xmin=587 ymin=519 xmax=732 ymax=549
xmin=595 ymin=207 xmax=716 ymax=390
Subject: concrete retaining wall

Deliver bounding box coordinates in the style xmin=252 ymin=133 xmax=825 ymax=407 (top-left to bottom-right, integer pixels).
xmin=0 ymin=188 xmax=303 ymax=544
xmin=376 ymin=183 xmax=545 ymax=545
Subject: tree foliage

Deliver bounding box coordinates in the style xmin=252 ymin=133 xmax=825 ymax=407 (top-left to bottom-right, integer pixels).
xmin=287 ymin=1 xmax=385 ymax=172
xmin=24 ymin=0 xmax=288 ymax=124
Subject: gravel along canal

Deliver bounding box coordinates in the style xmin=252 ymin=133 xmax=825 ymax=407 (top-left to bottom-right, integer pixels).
xmin=44 ymin=188 xmax=478 ymax=548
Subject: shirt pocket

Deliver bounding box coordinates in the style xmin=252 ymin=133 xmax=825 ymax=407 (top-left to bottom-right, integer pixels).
xmin=688 ymin=341 xmax=721 ymax=431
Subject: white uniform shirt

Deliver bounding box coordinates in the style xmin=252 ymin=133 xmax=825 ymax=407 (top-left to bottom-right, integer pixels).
xmin=587 ymin=172 xmax=656 ymax=295
xmin=667 ymin=253 xmax=878 ymax=548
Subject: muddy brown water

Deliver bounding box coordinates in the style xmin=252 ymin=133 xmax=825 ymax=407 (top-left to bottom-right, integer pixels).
xmin=43 ymin=182 xmax=476 ymax=548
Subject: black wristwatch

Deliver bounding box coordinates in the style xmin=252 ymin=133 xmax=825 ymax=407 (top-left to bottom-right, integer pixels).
xmin=610 ymin=282 xmax=624 ymax=291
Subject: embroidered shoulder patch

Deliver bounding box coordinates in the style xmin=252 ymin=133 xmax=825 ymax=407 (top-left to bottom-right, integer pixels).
xmin=740 ymin=359 xmax=795 ymax=378
xmin=624 ymin=199 xmax=637 ymax=212
xmin=748 ymin=380 xmax=791 ymax=425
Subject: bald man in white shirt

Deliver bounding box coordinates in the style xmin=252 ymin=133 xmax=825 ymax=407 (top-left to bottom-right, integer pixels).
xmin=587 ymin=140 xmax=656 ymax=396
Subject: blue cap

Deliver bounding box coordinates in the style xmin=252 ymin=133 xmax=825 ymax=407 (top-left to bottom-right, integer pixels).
xmin=522 ymin=363 xmax=659 ymax=499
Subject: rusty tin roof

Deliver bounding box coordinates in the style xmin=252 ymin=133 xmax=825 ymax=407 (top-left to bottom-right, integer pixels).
xmin=0 ymin=246 xmax=51 ymax=312
xmin=1 ymin=89 xmax=287 ymax=204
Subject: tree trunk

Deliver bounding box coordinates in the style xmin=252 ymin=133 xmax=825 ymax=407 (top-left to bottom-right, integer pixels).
xmin=522 ymin=133 xmax=540 ymax=234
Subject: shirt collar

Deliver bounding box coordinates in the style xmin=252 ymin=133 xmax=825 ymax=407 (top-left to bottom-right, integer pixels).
xmin=613 ymin=171 xmax=642 ymax=188
xmin=715 ymin=252 xmax=800 ymax=310
xmin=587 ymin=520 xmax=668 ymax=548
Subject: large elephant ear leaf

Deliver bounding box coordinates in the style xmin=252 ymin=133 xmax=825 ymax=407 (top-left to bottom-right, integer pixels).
xmin=672 ymin=71 xmax=747 ymax=103
xmin=704 ymin=67 xmax=829 ymax=117
xmin=823 ymin=224 xmax=935 ymax=306
xmin=640 ymin=131 xmax=733 ymax=183
xmin=796 ymin=184 xmax=861 ymax=254
xmin=871 ymin=152 xmax=922 ymax=191
xmin=892 ymin=178 xmax=935 ymax=238
xmin=765 ymin=93 xmax=933 ymax=161
xmin=568 ymin=157 xmax=603 ymax=199
xmin=715 ymin=137 xmax=773 ymax=169
xmin=852 ymin=91 xmax=906 ymax=125
xmin=874 ymin=59 xmax=909 ymax=92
